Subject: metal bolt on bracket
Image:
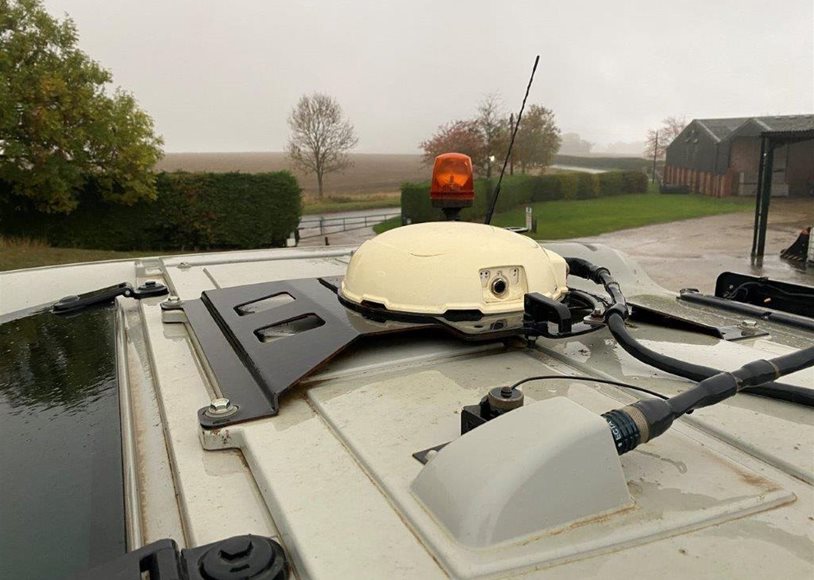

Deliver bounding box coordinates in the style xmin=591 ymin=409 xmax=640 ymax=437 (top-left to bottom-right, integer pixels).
xmin=206 ymin=397 xmax=238 ymax=418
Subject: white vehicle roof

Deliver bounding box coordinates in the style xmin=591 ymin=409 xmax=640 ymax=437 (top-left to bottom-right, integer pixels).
xmin=1 ymin=241 xmax=812 ymax=579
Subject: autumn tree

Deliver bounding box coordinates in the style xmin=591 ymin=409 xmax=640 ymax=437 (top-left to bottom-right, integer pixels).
xmin=644 ymin=116 xmax=687 ymax=160
xmin=419 ymin=120 xmax=485 ymax=169
xmin=513 ymin=105 xmax=561 ymax=173
xmin=421 ymin=95 xmax=509 ymax=176
xmin=0 ymin=0 xmax=163 ymax=213
xmin=287 ymin=93 xmax=358 ymax=198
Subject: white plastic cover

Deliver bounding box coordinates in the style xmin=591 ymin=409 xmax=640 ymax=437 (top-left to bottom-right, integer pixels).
xmin=340 ymin=222 xmax=568 ymax=315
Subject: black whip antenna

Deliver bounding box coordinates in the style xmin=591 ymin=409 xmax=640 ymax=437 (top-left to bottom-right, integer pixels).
xmin=484 ymin=55 xmax=540 ymax=224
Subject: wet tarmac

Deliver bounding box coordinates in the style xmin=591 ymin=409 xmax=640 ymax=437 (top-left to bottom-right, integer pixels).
xmin=576 ymin=199 xmax=813 ymax=293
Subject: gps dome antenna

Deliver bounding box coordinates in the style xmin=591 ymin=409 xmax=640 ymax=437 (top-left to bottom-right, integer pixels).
xmin=484 ymin=54 xmax=540 ymax=225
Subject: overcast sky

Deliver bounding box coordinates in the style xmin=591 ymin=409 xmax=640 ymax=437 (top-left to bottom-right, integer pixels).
xmin=43 ymin=0 xmax=814 ymax=153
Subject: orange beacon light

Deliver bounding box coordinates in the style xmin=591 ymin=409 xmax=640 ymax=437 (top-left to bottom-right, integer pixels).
xmin=430 ymin=153 xmax=474 ymax=220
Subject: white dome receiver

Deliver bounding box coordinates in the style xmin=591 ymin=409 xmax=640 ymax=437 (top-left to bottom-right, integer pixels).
xmin=340 ymin=221 xmax=568 ymax=316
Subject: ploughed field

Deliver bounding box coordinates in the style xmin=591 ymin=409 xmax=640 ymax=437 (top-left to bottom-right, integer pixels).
xmin=157 ymin=152 xmax=426 ymax=197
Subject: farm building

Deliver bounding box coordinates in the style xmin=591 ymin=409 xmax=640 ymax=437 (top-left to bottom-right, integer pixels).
xmin=663 ymin=115 xmax=814 ymax=197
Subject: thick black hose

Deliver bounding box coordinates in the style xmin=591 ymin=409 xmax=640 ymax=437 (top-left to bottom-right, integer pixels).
xmin=607 ymin=314 xmax=721 ymax=382
xmin=606 ymin=305 xmax=813 ymax=406
xmin=605 ymin=346 xmax=814 ymax=454
xmin=565 ymin=257 xmax=814 ymax=407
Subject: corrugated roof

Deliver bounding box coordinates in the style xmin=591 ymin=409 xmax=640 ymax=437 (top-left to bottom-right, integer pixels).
xmin=695 ymin=117 xmax=751 ymax=140
xmin=755 ymin=114 xmax=814 ymax=132
xmin=695 ymin=115 xmax=814 ymax=140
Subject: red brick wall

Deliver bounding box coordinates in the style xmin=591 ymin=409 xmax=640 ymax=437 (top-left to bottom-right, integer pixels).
xmin=665 ymin=164 xmax=730 ymax=196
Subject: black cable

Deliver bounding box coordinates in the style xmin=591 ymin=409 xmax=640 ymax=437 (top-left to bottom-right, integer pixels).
xmin=605 ymin=303 xmax=814 ymax=407
xmin=726 ymin=280 xmax=813 ymax=301
xmin=564 ymin=256 xmax=814 ymax=409
xmin=604 ymin=346 xmax=814 ymax=455
xmin=509 ymin=374 xmax=669 ymax=401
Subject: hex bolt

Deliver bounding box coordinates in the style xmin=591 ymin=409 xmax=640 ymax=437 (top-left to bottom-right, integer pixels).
xmin=144 ymin=280 xmax=157 ymax=287
xmin=219 ymin=536 xmax=253 ymax=561
xmin=206 ymin=397 xmax=237 ymax=418
xmin=500 ymin=386 xmax=514 ymax=398
xmin=740 ymin=319 xmax=758 ymax=328
xmin=168 ymin=294 xmax=180 ymax=303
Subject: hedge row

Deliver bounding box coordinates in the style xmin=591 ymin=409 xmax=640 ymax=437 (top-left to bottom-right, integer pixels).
xmin=402 ymin=170 xmax=648 ymax=224
xmin=553 ymin=155 xmax=652 ymax=172
xmin=0 ymin=171 xmax=302 ymax=251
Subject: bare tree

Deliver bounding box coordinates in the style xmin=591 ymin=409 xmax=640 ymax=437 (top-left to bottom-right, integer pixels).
xmin=644 ymin=116 xmax=687 ymax=160
xmin=476 ymin=94 xmax=509 ymax=177
xmin=287 ymin=93 xmax=358 ymax=198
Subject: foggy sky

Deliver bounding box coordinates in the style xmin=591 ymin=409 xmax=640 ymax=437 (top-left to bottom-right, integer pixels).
xmin=42 ymin=0 xmax=814 ymax=154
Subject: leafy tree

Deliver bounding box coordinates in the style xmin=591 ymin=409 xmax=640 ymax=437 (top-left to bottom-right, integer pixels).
xmin=287 ymin=92 xmax=358 ymax=198
xmin=514 ymin=104 xmax=561 ymax=173
xmin=420 ymin=97 xmax=560 ymax=176
xmin=419 ymin=120 xmax=485 ymax=169
xmin=0 ymin=0 xmax=163 ymax=213
xmin=644 ymin=116 xmax=687 ymax=160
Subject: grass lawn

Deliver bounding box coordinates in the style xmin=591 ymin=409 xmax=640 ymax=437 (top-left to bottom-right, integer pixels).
xmin=0 ymin=237 xmax=170 ymax=272
xmin=374 ymin=193 xmax=752 ymax=238
xmin=492 ymin=193 xmax=752 ymax=239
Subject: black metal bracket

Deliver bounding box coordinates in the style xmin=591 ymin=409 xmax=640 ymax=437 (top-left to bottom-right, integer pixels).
xmin=679 ymin=289 xmax=814 ymax=333
xmin=170 ymin=277 xmax=531 ymax=428
xmin=53 ymin=281 xmax=168 ymax=314
xmin=522 ymin=292 xmax=600 ymax=339
xmin=173 ymin=278 xmax=431 ymax=428
xmin=628 ymin=301 xmax=771 ymax=341
xmin=73 ymin=534 xmax=287 ymax=580
xmin=714 ymin=271 xmax=814 ymax=318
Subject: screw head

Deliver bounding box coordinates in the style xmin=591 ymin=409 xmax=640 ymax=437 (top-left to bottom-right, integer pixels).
xmin=740 ymin=319 xmax=758 ymax=328
xmin=206 ymin=397 xmax=237 ymax=418
xmin=219 ymin=536 xmax=253 ymax=560
xmin=168 ymin=294 xmax=180 ymax=302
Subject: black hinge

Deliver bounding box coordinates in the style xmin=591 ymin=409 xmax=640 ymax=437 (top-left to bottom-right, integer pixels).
xmin=72 ymin=534 xmax=288 ymax=580
xmin=53 ymin=281 xmax=168 ymax=314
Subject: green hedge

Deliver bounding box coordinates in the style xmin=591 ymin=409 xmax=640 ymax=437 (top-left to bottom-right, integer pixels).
xmin=553 ymin=155 xmax=652 ymax=172
xmin=402 ymin=170 xmax=647 ymax=223
xmin=0 ymin=171 xmax=302 ymax=251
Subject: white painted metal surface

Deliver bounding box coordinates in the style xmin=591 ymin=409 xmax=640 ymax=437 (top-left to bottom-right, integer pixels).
xmin=1 ymin=242 xmax=812 ymax=578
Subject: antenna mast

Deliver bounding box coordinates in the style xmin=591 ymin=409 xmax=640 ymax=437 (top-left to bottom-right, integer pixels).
xmin=484 ymin=55 xmax=540 ymax=225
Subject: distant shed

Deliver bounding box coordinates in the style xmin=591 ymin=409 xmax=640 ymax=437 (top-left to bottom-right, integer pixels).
xmin=664 ymin=115 xmax=814 ymax=197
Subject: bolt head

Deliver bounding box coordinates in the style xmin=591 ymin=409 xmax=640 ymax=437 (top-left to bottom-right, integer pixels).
xmin=219 ymin=536 xmax=253 ymax=560
xmin=206 ymin=397 xmax=237 ymax=418
xmin=168 ymin=294 xmax=180 ymax=302
xmin=210 ymin=397 xmax=231 ymax=411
